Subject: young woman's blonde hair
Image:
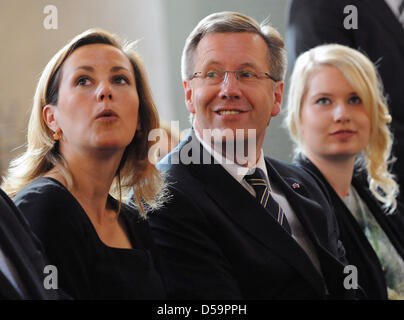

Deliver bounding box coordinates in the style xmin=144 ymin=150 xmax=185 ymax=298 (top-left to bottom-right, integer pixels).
xmin=1 ymin=28 xmax=165 ymax=216
xmin=284 ymin=43 xmax=398 ymax=214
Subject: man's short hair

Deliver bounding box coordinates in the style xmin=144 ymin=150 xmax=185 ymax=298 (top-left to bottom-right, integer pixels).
xmin=181 ymin=11 xmax=287 ymax=81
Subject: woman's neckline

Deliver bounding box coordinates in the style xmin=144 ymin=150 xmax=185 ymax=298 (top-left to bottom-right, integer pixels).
xmin=37 ymin=176 xmax=139 ymax=252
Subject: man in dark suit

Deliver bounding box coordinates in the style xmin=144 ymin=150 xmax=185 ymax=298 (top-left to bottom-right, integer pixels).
xmin=149 ymin=11 xmax=357 ymax=299
xmin=0 ymin=188 xmax=60 ymax=299
xmin=287 ymin=0 xmax=404 ymax=205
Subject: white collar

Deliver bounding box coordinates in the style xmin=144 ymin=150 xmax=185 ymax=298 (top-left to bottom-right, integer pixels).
xmin=194 ymin=129 xmax=268 ymax=183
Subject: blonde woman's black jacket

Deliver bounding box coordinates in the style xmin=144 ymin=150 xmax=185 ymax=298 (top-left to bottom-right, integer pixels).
xmin=295 ymin=155 xmax=404 ymax=299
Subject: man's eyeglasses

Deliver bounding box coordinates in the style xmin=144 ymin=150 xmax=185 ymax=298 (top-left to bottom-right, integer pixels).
xmin=190 ymin=69 xmax=278 ymax=85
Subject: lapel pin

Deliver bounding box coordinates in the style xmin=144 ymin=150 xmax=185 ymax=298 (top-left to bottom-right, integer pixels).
xmin=292 ymin=183 xmax=300 ymax=189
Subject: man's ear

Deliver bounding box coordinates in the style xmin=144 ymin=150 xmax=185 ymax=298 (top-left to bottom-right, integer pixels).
xmin=271 ymin=81 xmax=284 ymax=117
xmin=184 ymin=80 xmax=196 ymax=114
xmin=43 ymin=104 xmax=60 ymax=133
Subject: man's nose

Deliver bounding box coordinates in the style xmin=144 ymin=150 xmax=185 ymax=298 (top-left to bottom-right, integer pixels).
xmin=219 ymin=71 xmax=242 ymax=100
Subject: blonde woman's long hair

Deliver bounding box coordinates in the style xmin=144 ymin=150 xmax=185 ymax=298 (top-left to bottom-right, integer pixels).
xmin=285 ymin=44 xmax=398 ymax=214
xmin=1 ymin=28 xmax=165 ymax=216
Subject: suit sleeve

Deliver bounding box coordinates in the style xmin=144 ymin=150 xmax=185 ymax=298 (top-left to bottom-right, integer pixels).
xmin=287 ymin=0 xmax=355 ymax=65
xmin=148 ymin=186 xmax=243 ymax=299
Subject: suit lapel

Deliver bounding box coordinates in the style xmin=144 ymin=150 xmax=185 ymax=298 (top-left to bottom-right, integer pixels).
xmin=184 ymin=134 xmax=326 ymax=296
xmin=264 ymin=158 xmax=353 ymax=295
xmin=265 ymin=159 xmax=330 ymax=248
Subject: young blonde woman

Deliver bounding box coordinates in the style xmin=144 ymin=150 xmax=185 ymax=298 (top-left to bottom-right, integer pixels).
xmin=285 ymin=44 xmax=404 ymax=300
xmin=2 ymin=29 xmax=166 ymax=299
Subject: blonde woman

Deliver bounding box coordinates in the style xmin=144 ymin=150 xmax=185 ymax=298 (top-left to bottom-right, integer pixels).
xmin=2 ymin=29 xmax=166 ymax=299
xmin=285 ymin=44 xmax=404 ymax=299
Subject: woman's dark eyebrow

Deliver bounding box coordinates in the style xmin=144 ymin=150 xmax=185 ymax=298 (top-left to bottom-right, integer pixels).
xmin=110 ymin=66 xmax=130 ymax=72
xmin=75 ymin=65 xmax=94 ymax=72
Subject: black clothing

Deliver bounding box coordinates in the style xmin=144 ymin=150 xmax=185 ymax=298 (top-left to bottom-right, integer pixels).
xmin=14 ymin=177 xmax=165 ymax=300
xmin=148 ymin=131 xmax=356 ymax=300
xmin=296 ymin=155 xmax=404 ymax=299
xmin=0 ymin=188 xmax=60 ymax=299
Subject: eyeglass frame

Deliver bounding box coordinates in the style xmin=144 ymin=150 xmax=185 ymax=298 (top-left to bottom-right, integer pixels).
xmin=190 ymin=69 xmax=279 ymax=83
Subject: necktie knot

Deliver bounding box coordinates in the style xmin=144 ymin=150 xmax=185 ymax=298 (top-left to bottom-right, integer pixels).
xmin=245 ymin=168 xmax=272 ymax=205
xmin=245 ymin=168 xmax=291 ymax=234
xmin=245 ymin=168 xmax=267 ymax=184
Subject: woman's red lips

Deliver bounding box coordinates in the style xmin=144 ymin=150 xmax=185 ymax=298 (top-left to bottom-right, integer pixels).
xmin=330 ymin=129 xmax=357 ymax=139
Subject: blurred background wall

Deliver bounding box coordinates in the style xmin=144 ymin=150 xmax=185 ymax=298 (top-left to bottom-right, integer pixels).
xmin=0 ymin=0 xmax=294 ymax=176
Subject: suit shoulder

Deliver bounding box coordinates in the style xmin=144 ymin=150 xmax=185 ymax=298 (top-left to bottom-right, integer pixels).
xmin=266 ymin=156 xmax=317 ymax=182
xmin=157 ymin=151 xmax=204 ymax=194
xmin=266 ymin=156 xmax=333 ymax=203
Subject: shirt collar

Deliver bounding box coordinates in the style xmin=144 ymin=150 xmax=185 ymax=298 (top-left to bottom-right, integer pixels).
xmin=194 ymin=129 xmax=268 ymax=183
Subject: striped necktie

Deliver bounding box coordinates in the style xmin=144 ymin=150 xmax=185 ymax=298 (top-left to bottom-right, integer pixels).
xmin=245 ymin=168 xmax=291 ymax=234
